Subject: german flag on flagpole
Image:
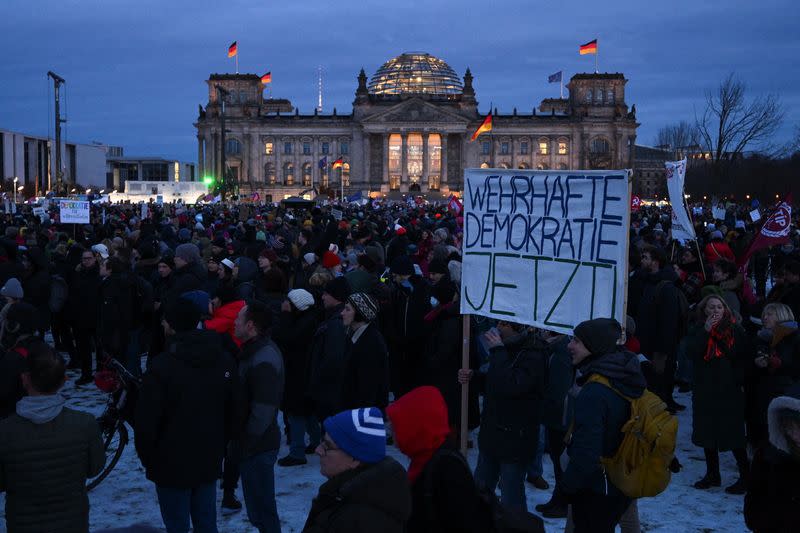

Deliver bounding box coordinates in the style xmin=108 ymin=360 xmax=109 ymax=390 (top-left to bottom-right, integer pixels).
xmin=227 ymin=41 xmax=238 ymax=58
xmin=261 ymin=72 xmax=272 ymax=84
xmin=579 ymin=39 xmax=598 ymax=55
xmin=332 ymin=157 xmax=344 ymax=169
xmin=470 ymin=112 xmax=492 ymax=142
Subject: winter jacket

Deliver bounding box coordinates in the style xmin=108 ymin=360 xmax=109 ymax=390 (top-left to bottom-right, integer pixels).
xmin=204 ymin=300 xmax=246 ymax=348
xmin=541 ymin=335 xmax=575 ymax=433
xmin=744 ymin=385 xmax=800 ymax=533
xmin=561 ymin=350 xmax=646 ymax=496
xmin=238 ymin=336 xmax=284 ymax=457
xmin=309 ymin=304 xmax=347 ymax=421
xmin=164 ymin=262 xmax=204 ymax=308
xmin=339 ymin=323 xmax=390 ymax=412
xmin=22 ymin=248 xmax=51 ymax=333
xmin=273 ymin=307 xmax=318 ymax=415
xmin=686 ymin=322 xmax=751 ymax=451
xmin=0 ymin=404 xmax=104 ymax=533
xmin=420 ymin=302 xmax=480 ymax=430
xmin=134 ymin=329 xmax=239 ymax=488
xmin=477 ymin=332 xmax=547 ymax=463
xmin=635 ymin=265 xmax=683 ymax=357
xmin=704 ymin=240 xmax=736 ymax=264
xmin=0 ymin=348 xmax=26 ymax=420
xmin=302 ymin=457 xmax=411 ymax=533
xmin=67 ymin=264 xmax=100 ymax=330
xmin=97 ymin=273 xmax=134 ymax=357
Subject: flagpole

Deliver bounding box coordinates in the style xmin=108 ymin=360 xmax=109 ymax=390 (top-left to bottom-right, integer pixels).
xmin=489 ymin=101 xmax=494 ymax=168
xmin=560 ymin=76 xmax=564 ymax=99
xmin=595 ymin=50 xmax=598 ymax=74
xmin=236 ymin=53 xmax=239 ymax=75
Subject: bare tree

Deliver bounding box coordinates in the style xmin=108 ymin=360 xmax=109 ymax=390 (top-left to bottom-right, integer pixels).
xmin=654 ymin=121 xmax=697 ymax=155
xmin=695 ymin=73 xmax=784 ymax=164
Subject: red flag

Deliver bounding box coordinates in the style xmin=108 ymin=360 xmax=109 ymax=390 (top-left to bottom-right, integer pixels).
xmin=737 ymin=193 xmax=793 ymax=268
xmin=631 ymin=195 xmax=641 ymax=212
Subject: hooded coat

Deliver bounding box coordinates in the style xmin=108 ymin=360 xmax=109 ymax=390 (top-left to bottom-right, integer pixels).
xmin=22 ymin=248 xmax=51 ymax=333
xmin=302 ymin=457 xmax=411 ymax=533
xmin=561 ymin=349 xmax=647 ymax=496
xmin=273 ymin=306 xmax=318 ymax=415
xmin=134 ymin=329 xmax=240 ymax=488
xmin=309 ymin=304 xmax=347 ymax=421
xmin=0 ymin=401 xmax=104 ymax=533
xmin=744 ymin=385 xmax=800 ymax=533
xmin=635 ymin=265 xmax=683 ymax=357
xmin=387 ymin=386 xmax=492 ymax=533
xmin=204 ymin=299 xmax=246 ymax=348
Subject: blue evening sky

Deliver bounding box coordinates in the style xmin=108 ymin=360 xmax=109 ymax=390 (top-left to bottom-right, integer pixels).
xmin=1 ymin=0 xmax=797 ymax=163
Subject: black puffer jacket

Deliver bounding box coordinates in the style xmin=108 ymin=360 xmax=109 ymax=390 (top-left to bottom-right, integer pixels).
xmin=0 ymin=407 xmax=104 ymax=533
xmin=134 ymin=329 xmax=240 ymax=488
xmin=478 ymin=331 xmax=548 ymax=462
xmin=22 ymin=248 xmax=51 ymax=332
xmin=339 ymin=322 xmax=390 ymax=411
xmin=309 ymin=304 xmax=347 ymax=421
xmin=302 ymin=457 xmax=411 ymax=533
xmin=67 ymin=264 xmax=100 ymax=330
xmin=273 ymin=307 xmax=318 ymax=415
xmin=635 ymin=265 xmax=683 ymax=356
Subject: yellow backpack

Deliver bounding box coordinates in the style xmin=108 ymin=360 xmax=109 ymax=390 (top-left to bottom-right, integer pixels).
xmin=586 ymin=374 xmax=678 ymax=498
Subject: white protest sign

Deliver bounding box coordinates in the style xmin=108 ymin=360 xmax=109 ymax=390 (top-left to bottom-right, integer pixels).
xmin=712 ymin=206 xmax=726 ymax=221
xmin=665 ymin=159 xmax=696 ymax=243
xmin=750 ymin=209 xmax=761 ymax=222
xmin=331 ymin=208 xmax=343 ymax=221
xmin=460 ymin=169 xmax=630 ymax=334
xmin=141 ymin=202 xmax=148 ymax=220
xmin=59 ymin=200 xmax=90 ymax=224
xmin=32 ymin=207 xmax=47 ymax=222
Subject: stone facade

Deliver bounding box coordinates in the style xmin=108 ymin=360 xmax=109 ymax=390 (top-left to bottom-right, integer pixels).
xmin=194 ymin=53 xmax=639 ymax=200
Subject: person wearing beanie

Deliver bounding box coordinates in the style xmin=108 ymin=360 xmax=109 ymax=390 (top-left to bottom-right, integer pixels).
xmin=322 ymin=250 xmax=342 ymax=275
xmin=233 ymin=299 xmax=285 ymax=533
xmin=204 ymin=285 xmax=246 ymax=348
xmin=562 ymin=318 xmax=647 ymax=533
xmin=471 ymin=320 xmax=548 ymax=512
xmin=339 ymin=293 xmax=390 ymax=412
xmin=274 ymin=289 xmax=321 ymax=467
xmin=302 ymin=408 xmax=410 ymax=532
xmin=386 ymin=253 xmax=431 ymax=396
xmin=387 ymin=387 xmax=492 ymax=533
xmin=309 ymin=277 xmax=351 ymax=422
xmin=0 ymin=277 xmax=23 ymax=303
xmin=180 ymin=290 xmax=211 ymax=320
xmin=427 ymin=258 xmax=450 ymax=286
xmin=166 ymin=243 xmax=205 ymax=311
xmin=135 ymin=295 xmax=239 ymax=533
xmin=258 ymin=248 xmax=279 ymax=274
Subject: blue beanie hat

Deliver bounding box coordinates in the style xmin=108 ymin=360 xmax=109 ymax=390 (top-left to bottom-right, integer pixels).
xmin=323 ymin=407 xmax=386 ymax=463
xmin=181 ymin=290 xmax=210 ymax=316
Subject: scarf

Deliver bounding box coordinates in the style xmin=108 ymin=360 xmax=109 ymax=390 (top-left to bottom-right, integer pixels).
xmin=704 ymin=312 xmax=736 ymax=362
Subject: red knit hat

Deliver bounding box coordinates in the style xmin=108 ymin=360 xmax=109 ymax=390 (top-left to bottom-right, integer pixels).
xmin=322 ymin=250 xmax=341 ymax=268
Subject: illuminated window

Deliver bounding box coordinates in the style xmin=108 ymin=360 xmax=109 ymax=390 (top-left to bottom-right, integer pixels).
xmin=607 ymin=89 xmax=615 ymax=103
xmin=518 ymin=162 xmax=530 ymax=169
xmin=480 ymin=161 xmax=490 ymax=168
xmin=539 ymin=141 xmax=549 ymax=155
xmin=428 ymin=134 xmax=441 ymax=174
xmin=173 ymin=162 xmax=180 ymax=182
xmin=264 ymin=162 xmax=276 ymax=184
xmin=558 ymin=141 xmax=568 ymax=155
xmin=407 ymin=133 xmax=423 ymax=180
xmin=321 ymin=168 xmax=329 ymax=188
xmin=225 ymin=139 xmax=241 ymax=155
xmin=342 ymin=163 xmax=350 ymax=186
xmin=265 ymin=142 xmax=273 ymax=155
xmin=429 ymin=175 xmax=440 ymax=191
xmin=284 ymin=142 xmax=292 ymax=155
xmin=303 ymin=142 xmax=311 ymax=155
xmin=520 ymin=142 xmax=529 ymax=155
xmin=390 ymin=175 xmax=400 ymax=190
xmin=302 ymin=162 xmax=312 ymax=187
xmin=283 ymin=162 xmax=294 ymax=185
xmin=322 ymin=142 xmax=329 ymax=155
xmin=537 ymin=163 xmax=550 ymax=170
xmin=389 ymin=134 xmax=401 ymax=173
xmin=482 ymin=142 xmax=491 ymax=155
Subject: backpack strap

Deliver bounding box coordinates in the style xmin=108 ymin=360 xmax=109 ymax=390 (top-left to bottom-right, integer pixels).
xmin=585 ymin=373 xmax=633 ymax=402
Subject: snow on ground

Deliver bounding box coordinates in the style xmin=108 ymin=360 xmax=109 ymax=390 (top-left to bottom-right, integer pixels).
xmin=0 ymin=368 xmax=750 ymax=532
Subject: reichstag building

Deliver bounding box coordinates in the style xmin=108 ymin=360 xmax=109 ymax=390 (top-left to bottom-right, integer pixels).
xmin=195 ymin=52 xmax=639 ymax=199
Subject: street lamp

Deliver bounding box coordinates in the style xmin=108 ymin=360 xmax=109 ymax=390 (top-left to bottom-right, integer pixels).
xmin=13 ymin=177 xmax=18 ymax=204
xmin=86 ymin=188 xmax=92 ymax=194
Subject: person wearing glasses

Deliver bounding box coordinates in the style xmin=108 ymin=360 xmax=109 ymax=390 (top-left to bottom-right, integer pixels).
xmin=303 ymin=407 xmax=410 ymax=533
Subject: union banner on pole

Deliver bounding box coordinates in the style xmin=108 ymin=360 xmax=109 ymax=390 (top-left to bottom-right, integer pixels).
xmin=664 ymin=158 xmax=695 ymax=243
xmin=737 ymin=193 xmax=793 ymax=268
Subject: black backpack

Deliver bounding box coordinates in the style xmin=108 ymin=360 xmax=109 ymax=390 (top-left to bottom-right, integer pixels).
xmin=49 ymin=274 xmax=69 ymax=313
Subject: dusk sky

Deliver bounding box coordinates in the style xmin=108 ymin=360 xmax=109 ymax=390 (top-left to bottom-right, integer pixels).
xmin=1 ymin=0 xmax=798 ymax=164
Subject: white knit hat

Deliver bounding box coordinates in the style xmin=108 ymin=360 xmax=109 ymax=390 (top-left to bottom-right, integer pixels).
xmin=287 ymin=289 xmax=315 ymax=312
xmin=303 ymin=252 xmax=316 ymax=265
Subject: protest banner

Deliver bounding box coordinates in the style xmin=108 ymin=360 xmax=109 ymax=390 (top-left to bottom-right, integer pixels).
xmin=665 ymin=158 xmax=696 ymax=243
xmin=460 ymin=169 xmax=631 ymax=334
xmin=331 ymin=208 xmax=343 ymax=221
xmin=59 ymin=200 xmax=90 ymax=224
xmin=750 ymin=209 xmax=761 ymax=222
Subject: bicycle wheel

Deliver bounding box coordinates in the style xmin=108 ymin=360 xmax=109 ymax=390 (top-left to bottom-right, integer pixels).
xmin=87 ymin=422 xmax=128 ymax=491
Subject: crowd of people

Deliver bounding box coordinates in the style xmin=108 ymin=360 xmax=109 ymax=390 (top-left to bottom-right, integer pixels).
xmin=0 ymin=197 xmax=798 ymax=532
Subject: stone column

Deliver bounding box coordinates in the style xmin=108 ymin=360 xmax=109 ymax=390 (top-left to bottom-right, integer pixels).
xmin=197 ymin=135 xmax=204 ymax=179
xmin=242 ymin=134 xmax=250 ymax=185
xmin=212 ymin=133 xmax=220 ymax=180
xmin=363 ymin=134 xmax=371 ymax=188
xmin=422 ymin=133 xmax=429 ymax=189
xmin=401 ymin=133 xmax=408 ymax=186
xmin=276 ymin=138 xmax=283 ymax=186
xmin=511 ymin=137 xmax=517 ymax=169
xmin=312 ymin=136 xmax=319 ymax=190
xmin=382 ymin=134 xmax=389 ymax=186
xmin=441 ymin=134 xmax=448 ymax=185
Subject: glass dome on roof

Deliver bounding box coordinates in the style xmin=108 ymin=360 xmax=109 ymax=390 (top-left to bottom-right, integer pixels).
xmin=368 ymin=52 xmax=463 ymax=96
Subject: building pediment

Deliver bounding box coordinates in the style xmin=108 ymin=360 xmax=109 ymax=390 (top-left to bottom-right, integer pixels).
xmin=360 ymin=98 xmax=470 ymax=125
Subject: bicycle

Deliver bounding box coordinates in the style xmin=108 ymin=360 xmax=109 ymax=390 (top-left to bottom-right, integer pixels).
xmin=86 ymin=357 xmax=141 ymax=491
